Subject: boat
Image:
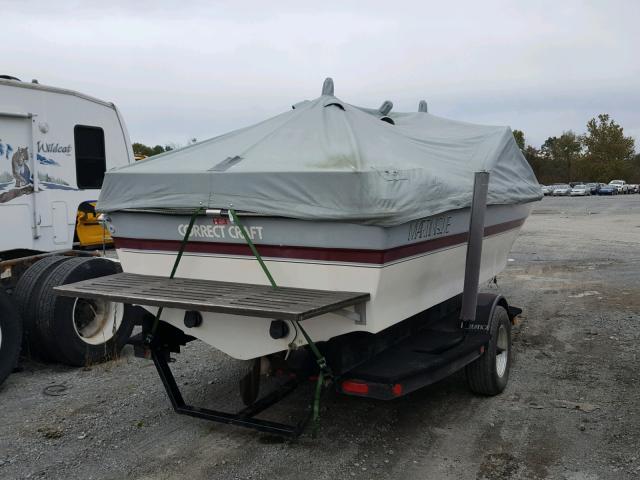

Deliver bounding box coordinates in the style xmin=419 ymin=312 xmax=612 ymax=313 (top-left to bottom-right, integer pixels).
xmin=97 ymin=78 xmax=542 ymax=361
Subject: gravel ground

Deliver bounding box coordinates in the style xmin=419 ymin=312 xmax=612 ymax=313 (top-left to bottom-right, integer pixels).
xmin=1 ymin=195 xmax=639 ymax=480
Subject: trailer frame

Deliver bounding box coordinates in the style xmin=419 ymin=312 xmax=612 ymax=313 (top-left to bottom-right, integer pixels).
xmin=129 ymin=320 xmax=312 ymax=437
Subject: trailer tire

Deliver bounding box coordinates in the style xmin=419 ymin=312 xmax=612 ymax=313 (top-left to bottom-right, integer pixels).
xmin=34 ymin=257 xmax=137 ymax=367
xmin=13 ymin=255 xmax=71 ymax=359
xmin=0 ymin=290 xmax=22 ymax=387
xmin=465 ymin=305 xmax=511 ymax=396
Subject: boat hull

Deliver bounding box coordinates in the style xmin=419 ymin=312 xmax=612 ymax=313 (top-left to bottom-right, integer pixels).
xmin=108 ymin=203 xmax=532 ymax=359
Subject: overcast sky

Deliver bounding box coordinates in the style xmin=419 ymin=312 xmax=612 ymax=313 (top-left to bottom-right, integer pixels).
xmin=3 ymin=0 xmax=639 ymax=149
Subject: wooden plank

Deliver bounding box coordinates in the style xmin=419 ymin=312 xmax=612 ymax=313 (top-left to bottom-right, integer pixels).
xmin=54 ymin=272 xmax=370 ymax=322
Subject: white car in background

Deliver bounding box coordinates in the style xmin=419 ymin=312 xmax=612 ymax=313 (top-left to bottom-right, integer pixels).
xmin=541 ymin=185 xmax=552 ymax=195
xmin=609 ymin=180 xmax=629 ymax=194
xmin=570 ymin=184 xmax=590 ymax=196
xmin=552 ymin=184 xmax=572 ymax=196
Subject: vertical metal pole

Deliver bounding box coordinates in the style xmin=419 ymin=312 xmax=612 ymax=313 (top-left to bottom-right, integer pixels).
xmin=460 ymin=171 xmax=490 ymax=323
xmin=29 ymin=114 xmax=41 ymax=238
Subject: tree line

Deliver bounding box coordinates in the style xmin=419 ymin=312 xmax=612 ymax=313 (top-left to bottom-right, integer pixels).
xmin=132 ymin=138 xmax=198 ymax=158
xmin=514 ymin=114 xmax=639 ymax=185
xmin=131 ymin=143 xmax=173 ymax=157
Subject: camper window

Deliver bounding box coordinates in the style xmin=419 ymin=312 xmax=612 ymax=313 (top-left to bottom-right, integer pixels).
xmin=74 ymin=125 xmax=106 ymax=189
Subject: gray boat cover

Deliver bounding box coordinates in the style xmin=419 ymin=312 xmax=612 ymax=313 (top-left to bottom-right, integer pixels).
xmin=98 ymin=79 xmax=541 ymax=226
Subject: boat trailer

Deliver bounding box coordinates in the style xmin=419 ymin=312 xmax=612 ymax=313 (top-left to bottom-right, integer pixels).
xmin=53 ymin=172 xmax=521 ymax=437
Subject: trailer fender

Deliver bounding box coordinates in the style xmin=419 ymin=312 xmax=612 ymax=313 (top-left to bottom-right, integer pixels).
xmin=475 ymin=293 xmax=520 ymax=326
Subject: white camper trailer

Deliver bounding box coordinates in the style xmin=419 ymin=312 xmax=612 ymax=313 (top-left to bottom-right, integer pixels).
xmin=0 ymin=76 xmax=138 ymax=385
xmin=0 ymin=75 xmax=133 ymax=250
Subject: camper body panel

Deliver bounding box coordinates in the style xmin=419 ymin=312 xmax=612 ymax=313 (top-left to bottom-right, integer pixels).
xmin=0 ymin=79 xmax=132 ymax=253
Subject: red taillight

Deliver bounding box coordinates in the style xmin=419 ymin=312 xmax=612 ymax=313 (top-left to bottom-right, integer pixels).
xmin=391 ymin=383 xmax=403 ymax=397
xmin=342 ymin=380 xmax=369 ymax=395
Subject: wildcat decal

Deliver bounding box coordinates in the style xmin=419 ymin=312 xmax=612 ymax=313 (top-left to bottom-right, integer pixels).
xmin=11 ymin=147 xmax=31 ymax=187
xmin=0 ymin=144 xmax=34 ymax=203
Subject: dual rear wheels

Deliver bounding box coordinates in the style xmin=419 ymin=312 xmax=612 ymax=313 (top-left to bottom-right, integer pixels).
xmin=15 ymin=256 xmax=137 ymax=367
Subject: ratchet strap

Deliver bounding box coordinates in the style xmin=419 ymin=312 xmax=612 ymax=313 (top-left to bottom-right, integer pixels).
xmin=145 ymin=207 xmax=203 ymax=345
xmin=228 ymin=208 xmax=333 ymax=435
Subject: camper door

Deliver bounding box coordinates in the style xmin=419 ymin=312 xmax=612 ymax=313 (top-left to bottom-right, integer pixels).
xmin=0 ymin=113 xmax=38 ymax=248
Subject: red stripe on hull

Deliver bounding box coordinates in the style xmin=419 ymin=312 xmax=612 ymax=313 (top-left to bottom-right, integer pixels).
xmin=114 ymin=218 xmax=525 ymax=265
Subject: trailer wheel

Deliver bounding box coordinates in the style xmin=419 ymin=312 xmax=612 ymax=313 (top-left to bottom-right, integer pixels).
xmin=34 ymin=257 xmax=137 ymax=367
xmin=13 ymin=255 xmax=71 ymax=359
xmin=465 ymin=305 xmax=511 ymax=395
xmin=0 ymin=290 xmax=22 ymax=387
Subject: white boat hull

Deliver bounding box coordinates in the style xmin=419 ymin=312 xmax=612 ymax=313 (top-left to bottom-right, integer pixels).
xmin=109 ymin=203 xmax=532 ymax=359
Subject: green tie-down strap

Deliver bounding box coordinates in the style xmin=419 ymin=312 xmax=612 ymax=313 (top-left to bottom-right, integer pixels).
xmin=228 ymin=208 xmax=333 ymax=435
xmin=145 ymin=206 xmax=204 ymax=345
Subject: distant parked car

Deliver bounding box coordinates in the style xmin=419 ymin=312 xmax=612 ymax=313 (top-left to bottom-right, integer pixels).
xmin=598 ymin=184 xmax=618 ymax=195
xmin=541 ymin=185 xmax=552 ymax=195
xmin=570 ymin=184 xmax=590 ymax=196
xmin=552 ymin=184 xmax=572 ymax=196
xmin=628 ymin=184 xmax=639 ymax=194
xmin=585 ymin=182 xmax=601 ymax=195
xmin=609 ymin=180 xmax=629 ymax=194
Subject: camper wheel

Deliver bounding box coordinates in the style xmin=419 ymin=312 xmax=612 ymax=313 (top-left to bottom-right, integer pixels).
xmin=465 ymin=304 xmax=512 ymax=395
xmin=0 ymin=290 xmax=22 ymax=387
xmin=34 ymin=257 xmax=137 ymax=367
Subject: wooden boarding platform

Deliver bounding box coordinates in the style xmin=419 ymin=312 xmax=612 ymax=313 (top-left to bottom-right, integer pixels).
xmin=54 ymin=272 xmax=370 ymax=322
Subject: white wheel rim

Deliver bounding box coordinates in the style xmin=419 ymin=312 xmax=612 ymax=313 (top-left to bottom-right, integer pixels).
xmin=72 ymin=298 xmax=123 ymax=345
xmin=495 ymin=324 xmax=509 ymax=378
